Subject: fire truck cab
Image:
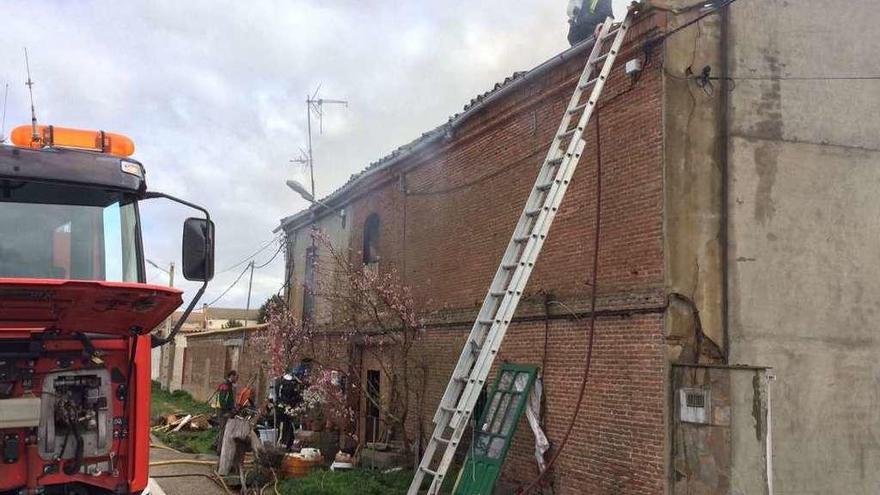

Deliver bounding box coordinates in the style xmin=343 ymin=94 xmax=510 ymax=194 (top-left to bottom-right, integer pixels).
xmin=0 ymin=125 xmax=214 ymax=495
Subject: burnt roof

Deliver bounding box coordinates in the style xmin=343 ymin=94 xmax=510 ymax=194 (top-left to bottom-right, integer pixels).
xmin=277 ymin=35 xmax=598 ymax=234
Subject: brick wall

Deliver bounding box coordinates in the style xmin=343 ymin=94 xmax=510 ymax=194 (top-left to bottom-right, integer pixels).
xmin=181 ymin=327 xmax=269 ymax=404
xmin=411 ymin=315 xmax=666 ymax=494
xmin=284 ymin=11 xmax=669 ymax=494
xmin=343 ymin=14 xmax=665 ymax=316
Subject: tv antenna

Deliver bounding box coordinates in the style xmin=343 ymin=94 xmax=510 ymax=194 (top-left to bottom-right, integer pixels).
xmin=0 ymin=83 xmax=8 ymax=144
xmin=292 ymin=84 xmax=348 ymax=198
xmin=24 ymin=48 xmax=39 ymax=143
xmin=289 ymin=146 xmax=309 ymax=170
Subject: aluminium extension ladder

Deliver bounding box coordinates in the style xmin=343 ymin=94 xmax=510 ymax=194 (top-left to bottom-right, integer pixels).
xmin=408 ymin=12 xmax=633 ymax=495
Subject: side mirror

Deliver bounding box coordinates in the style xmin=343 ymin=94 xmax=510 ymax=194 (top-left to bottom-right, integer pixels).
xmin=182 ymin=217 xmax=215 ymax=282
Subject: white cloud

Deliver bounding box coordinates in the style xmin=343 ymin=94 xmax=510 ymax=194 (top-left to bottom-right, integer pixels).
xmin=0 ymin=0 xmax=630 ymax=309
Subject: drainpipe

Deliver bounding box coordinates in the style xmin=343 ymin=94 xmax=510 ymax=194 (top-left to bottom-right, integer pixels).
xmin=765 ymin=371 xmax=775 ymax=495
xmin=719 ymin=0 xmax=731 ymax=363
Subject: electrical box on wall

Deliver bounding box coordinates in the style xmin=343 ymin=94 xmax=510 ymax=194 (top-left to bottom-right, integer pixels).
xmin=624 ymin=58 xmax=643 ymax=77
xmin=679 ymin=387 xmax=711 ymax=424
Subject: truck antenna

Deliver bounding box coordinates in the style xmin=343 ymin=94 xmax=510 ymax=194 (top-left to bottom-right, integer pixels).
xmin=24 ymin=47 xmax=38 ymax=143
xmin=0 ymin=83 xmax=8 ymax=144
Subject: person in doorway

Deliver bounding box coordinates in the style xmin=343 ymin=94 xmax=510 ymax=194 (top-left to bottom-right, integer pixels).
xmin=213 ymin=370 xmax=239 ymax=454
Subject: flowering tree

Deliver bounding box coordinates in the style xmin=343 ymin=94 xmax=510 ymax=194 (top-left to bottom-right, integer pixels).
xmin=253 ymin=228 xmax=428 ymax=451
xmin=250 ymin=299 xmax=307 ymax=380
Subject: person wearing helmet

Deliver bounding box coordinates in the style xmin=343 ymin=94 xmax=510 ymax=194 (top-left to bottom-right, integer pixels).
xmin=567 ymin=0 xmax=614 ymax=46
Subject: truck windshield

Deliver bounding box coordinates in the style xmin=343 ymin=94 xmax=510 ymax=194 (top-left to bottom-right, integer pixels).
xmin=0 ymin=181 xmax=140 ymax=282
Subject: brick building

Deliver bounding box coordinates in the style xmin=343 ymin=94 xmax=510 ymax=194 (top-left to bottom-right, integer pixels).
xmin=155 ymin=306 xmax=260 ymax=391
xmin=174 ymin=325 xmax=269 ymax=402
xmin=271 ymin=1 xmax=880 ymax=494
xmin=276 ymin=7 xmax=677 ymax=492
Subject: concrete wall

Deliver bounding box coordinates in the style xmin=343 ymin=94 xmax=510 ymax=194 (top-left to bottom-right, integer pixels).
xmin=283 ymin=206 xmax=350 ymax=326
xmin=661 ymin=0 xmax=726 ymax=362
xmin=169 ymin=334 xmax=187 ymax=392
xmin=725 ymin=1 xmax=880 ymax=493
xmin=670 ymin=364 xmax=771 ymax=495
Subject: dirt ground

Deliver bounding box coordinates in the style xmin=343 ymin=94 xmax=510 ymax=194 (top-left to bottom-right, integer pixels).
xmin=149 ymin=443 xmax=226 ymax=495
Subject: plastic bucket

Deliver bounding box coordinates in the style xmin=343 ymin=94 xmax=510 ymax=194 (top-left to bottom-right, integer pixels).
xmin=281 ymin=454 xmax=314 ymax=479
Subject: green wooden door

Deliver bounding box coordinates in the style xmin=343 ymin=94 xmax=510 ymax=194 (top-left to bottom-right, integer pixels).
xmin=454 ymin=364 xmax=538 ymax=495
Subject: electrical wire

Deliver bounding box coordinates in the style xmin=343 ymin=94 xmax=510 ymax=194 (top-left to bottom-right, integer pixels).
xmin=219 ymin=234 xmax=283 ymax=274
xmin=208 ymin=235 xmax=287 ymax=307
xmin=405 ymin=149 xmax=545 ymax=196
xmin=519 ymin=105 xmax=605 ymax=495
xmin=713 ymin=75 xmax=880 ymax=81
xmin=254 ymin=242 xmax=285 ymax=269
xmin=653 ymin=0 xmax=742 ymax=44
xmin=518 ymin=4 xmax=758 ymax=490
xmin=205 ymin=263 xmax=252 ymax=306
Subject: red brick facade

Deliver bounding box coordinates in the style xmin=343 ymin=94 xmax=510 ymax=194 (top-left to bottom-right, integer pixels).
xmin=282 ymin=12 xmax=670 ymax=494
xmin=181 ymin=326 xmax=269 ymax=403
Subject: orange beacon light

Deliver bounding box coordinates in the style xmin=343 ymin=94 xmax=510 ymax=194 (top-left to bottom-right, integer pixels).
xmin=10 ymin=125 xmax=135 ymax=157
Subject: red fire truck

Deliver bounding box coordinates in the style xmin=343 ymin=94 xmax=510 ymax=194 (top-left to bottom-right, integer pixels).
xmin=0 ymin=124 xmax=214 ymax=494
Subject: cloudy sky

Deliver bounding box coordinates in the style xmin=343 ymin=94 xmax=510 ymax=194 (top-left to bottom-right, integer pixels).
xmin=0 ymin=0 xmax=629 ymax=310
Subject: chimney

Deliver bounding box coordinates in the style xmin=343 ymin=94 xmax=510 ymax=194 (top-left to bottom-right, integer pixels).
xmin=567 ymin=0 xmax=614 ymax=46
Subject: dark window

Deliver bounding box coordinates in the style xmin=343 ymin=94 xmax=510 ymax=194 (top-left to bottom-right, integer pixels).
xmin=363 ymin=214 xmax=380 ymax=264
xmin=365 ymin=369 xmax=381 ymax=442
xmin=302 ymin=246 xmax=317 ymax=325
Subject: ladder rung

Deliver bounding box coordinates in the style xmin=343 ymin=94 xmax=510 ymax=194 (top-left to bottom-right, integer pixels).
xmin=547 ymin=156 xmax=564 ymax=166
xmin=434 ymin=436 xmax=452 ymax=445
xmin=452 ymin=376 xmax=468 ymax=383
xmin=489 ymin=290 xmax=507 ymax=297
xmin=578 ymin=77 xmax=599 ymax=91
xmin=513 ymin=235 xmax=532 ymax=243
xmin=601 ymin=27 xmax=620 ymax=41
xmin=570 ymin=92 xmax=598 ymax=113
xmin=592 ymin=52 xmax=610 ymax=65
xmin=525 ymin=208 xmax=543 ymax=217
xmin=478 ymin=318 xmax=495 ymax=325
xmin=558 ymin=128 xmax=578 ymax=140
xmin=536 ymin=182 xmax=554 ymax=192
xmin=501 ymin=263 xmax=518 ymax=270
xmin=420 ymin=466 xmax=440 ymax=476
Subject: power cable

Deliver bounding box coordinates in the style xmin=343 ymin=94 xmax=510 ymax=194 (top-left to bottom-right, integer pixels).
xmin=653 ymin=0 xmax=742 ymax=44
xmin=218 ymin=234 xmax=282 ymax=274
xmin=519 ymin=104 xmax=604 ymax=494
xmin=715 ymin=75 xmax=880 ymax=81
xmin=405 ymin=149 xmax=544 ymax=196
xmin=206 ymin=241 xmax=286 ymax=307
xmin=254 ymin=242 xmax=285 ymax=269
xmin=519 ymin=4 xmax=756 ymax=490
xmin=205 ymin=263 xmax=251 ymax=306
